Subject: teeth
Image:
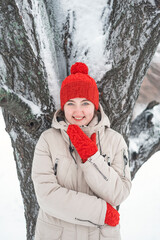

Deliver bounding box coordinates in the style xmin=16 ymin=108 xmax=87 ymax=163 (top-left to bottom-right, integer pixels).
xmin=74 ymin=117 xmax=83 ymax=120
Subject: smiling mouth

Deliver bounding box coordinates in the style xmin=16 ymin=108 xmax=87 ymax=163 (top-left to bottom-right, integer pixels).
xmin=73 ymin=116 xmax=85 ymax=120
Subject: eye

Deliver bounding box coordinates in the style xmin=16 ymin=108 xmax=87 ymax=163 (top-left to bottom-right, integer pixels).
xmin=67 ymin=102 xmax=74 ymax=106
xmin=82 ymin=102 xmax=90 ymax=106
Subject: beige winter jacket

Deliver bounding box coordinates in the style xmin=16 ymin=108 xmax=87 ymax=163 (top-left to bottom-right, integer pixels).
xmin=32 ymin=105 xmax=131 ymax=240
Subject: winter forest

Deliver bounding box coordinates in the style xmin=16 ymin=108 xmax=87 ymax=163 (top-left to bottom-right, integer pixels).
xmin=0 ymin=0 xmax=160 ymax=240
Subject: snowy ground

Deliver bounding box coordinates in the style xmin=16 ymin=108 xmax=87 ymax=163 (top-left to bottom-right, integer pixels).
xmin=0 ymin=109 xmax=26 ymax=240
xmin=120 ymin=151 xmax=160 ymax=240
xmin=0 ymin=108 xmax=160 ymax=240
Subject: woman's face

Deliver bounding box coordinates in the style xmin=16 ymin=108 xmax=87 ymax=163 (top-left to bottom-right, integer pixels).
xmin=64 ymin=98 xmax=95 ymax=126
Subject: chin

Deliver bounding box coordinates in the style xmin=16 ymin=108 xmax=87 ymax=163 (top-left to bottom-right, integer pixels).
xmin=74 ymin=122 xmax=83 ymax=126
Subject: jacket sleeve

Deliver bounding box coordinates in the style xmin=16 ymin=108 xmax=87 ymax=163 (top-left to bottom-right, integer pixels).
xmin=32 ymin=132 xmax=106 ymax=227
xmin=80 ymin=135 xmax=132 ymax=206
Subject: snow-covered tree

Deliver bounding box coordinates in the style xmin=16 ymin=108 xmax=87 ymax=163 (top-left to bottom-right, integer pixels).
xmin=0 ymin=0 xmax=160 ymax=239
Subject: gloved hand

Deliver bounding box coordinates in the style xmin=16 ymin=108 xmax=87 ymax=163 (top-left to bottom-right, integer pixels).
xmin=67 ymin=124 xmax=98 ymax=163
xmin=105 ymin=203 xmax=120 ymax=226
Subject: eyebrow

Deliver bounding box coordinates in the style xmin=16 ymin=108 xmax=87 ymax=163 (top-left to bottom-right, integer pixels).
xmin=81 ymin=99 xmax=89 ymax=102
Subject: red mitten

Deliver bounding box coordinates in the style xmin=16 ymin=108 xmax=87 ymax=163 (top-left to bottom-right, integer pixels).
xmin=90 ymin=132 xmax=96 ymax=144
xmin=67 ymin=125 xmax=98 ymax=163
xmin=105 ymin=203 xmax=120 ymax=226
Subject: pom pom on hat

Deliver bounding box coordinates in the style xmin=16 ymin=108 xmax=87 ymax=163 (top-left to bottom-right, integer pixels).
xmin=71 ymin=62 xmax=88 ymax=74
xmin=60 ymin=62 xmax=99 ymax=110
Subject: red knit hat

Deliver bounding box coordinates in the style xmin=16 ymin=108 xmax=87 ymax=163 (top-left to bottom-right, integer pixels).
xmin=60 ymin=62 xmax=99 ymax=110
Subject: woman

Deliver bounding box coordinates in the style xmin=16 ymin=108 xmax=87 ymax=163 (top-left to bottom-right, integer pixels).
xmin=32 ymin=62 xmax=132 ymax=240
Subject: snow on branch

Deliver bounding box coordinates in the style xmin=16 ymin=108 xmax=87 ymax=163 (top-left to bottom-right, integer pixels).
xmin=0 ymin=87 xmax=42 ymax=133
xmin=129 ymin=101 xmax=160 ymax=179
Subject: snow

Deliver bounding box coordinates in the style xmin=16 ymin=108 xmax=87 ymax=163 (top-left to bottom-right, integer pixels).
xmin=137 ymin=0 xmax=156 ymax=6
xmin=9 ymin=129 xmax=18 ymax=142
xmin=59 ymin=0 xmax=113 ymax=81
xmin=129 ymin=131 xmax=150 ymax=156
xmin=132 ymin=103 xmax=147 ymax=119
xmin=129 ymin=104 xmax=160 ymax=160
xmin=120 ymin=151 xmax=160 ymax=240
xmin=0 ymin=55 xmax=7 ymax=84
xmin=0 ymin=108 xmax=26 ymax=240
xmin=18 ymin=94 xmax=43 ymax=116
xmin=1 ymin=85 xmax=42 ymax=116
xmin=150 ymin=104 xmax=160 ymax=127
xmin=152 ymin=43 xmax=160 ymax=63
xmin=0 ymin=106 xmax=160 ymax=239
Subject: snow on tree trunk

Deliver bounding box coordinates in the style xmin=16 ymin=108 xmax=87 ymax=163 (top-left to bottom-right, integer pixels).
xmin=0 ymin=0 xmax=160 ymax=239
xmin=129 ymin=101 xmax=160 ymax=179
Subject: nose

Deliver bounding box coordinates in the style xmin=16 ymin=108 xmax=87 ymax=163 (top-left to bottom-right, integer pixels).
xmin=73 ymin=105 xmax=83 ymax=115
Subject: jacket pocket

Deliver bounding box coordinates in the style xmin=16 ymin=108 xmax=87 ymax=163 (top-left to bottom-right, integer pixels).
xmin=55 ymin=154 xmax=77 ymax=190
xmin=100 ymin=225 xmax=121 ymax=240
xmin=35 ymin=218 xmax=63 ymax=240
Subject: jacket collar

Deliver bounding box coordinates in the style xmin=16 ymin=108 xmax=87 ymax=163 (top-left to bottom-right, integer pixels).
xmin=51 ymin=104 xmax=110 ymax=144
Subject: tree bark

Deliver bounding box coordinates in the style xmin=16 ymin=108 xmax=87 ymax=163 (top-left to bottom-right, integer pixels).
xmin=98 ymin=0 xmax=160 ymax=136
xmin=129 ymin=101 xmax=160 ymax=180
xmin=0 ymin=0 xmax=160 ymax=239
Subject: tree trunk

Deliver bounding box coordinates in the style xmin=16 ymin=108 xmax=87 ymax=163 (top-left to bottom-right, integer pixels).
xmin=0 ymin=0 xmax=160 ymax=239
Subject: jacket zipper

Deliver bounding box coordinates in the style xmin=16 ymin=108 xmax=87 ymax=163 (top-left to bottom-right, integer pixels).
xmin=123 ymin=149 xmax=128 ymax=177
xmin=107 ymin=156 xmax=111 ymax=166
xmin=88 ymin=157 xmax=108 ymax=181
xmin=54 ymin=158 xmax=59 ymax=176
xmin=75 ymin=218 xmax=102 ymax=228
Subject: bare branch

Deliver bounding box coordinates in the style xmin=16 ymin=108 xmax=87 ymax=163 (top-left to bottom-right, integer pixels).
xmin=129 ymin=101 xmax=160 ymax=180
xmin=0 ymin=87 xmax=42 ymax=133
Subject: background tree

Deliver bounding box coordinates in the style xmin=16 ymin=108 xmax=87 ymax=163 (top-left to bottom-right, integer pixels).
xmin=0 ymin=0 xmax=160 ymax=239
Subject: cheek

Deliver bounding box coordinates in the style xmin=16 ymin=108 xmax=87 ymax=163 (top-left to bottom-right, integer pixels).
xmin=87 ymin=109 xmax=95 ymax=119
xmin=65 ymin=111 xmax=72 ymax=120
xmin=64 ymin=107 xmax=71 ymax=121
xmin=89 ymin=112 xmax=94 ymax=120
